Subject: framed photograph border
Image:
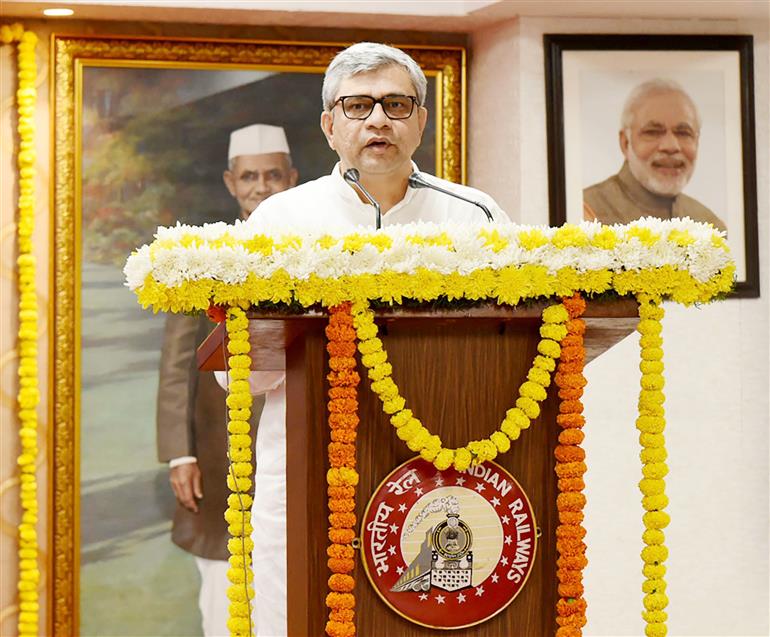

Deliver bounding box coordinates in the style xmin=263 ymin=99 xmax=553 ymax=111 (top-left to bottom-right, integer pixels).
xmin=50 ymin=33 xmax=466 ymax=637
xmin=544 ymin=33 xmax=759 ymax=298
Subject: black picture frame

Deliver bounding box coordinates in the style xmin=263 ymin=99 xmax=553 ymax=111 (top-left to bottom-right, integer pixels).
xmin=544 ymin=34 xmax=759 ymax=298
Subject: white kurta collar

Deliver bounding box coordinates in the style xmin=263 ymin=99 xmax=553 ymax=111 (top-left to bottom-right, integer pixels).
xmin=329 ymin=161 xmax=421 ymax=221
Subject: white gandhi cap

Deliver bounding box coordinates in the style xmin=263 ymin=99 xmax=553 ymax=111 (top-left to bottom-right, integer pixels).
xmin=228 ymin=124 xmax=290 ymax=160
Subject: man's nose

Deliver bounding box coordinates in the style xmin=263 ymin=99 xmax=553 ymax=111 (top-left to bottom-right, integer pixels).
xmin=658 ymin=130 xmax=682 ymax=152
xmin=254 ymin=175 xmax=270 ymax=192
xmin=366 ymin=101 xmax=391 ymax=127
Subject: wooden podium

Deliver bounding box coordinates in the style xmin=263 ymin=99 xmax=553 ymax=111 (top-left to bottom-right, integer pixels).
xmin=198 ymin=300 xmax=638 ymax=636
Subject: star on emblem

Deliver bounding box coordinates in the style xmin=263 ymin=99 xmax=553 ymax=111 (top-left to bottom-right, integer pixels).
xmin=435 ymin=594 xmax=446 ymax=604
xmin=501 ymin=514 xmax=510 ymax=525
xmin=491 ymin=573 xmax=499 ymax=583
xmin=434 ymin=475 xmax=444 ymax=486
xmin=398 ymin=503 xmax=407 ymax=513
xmin=491 ymin=496 xmax=501 ymax=507
xmin=396 ymin=566 xmax=404 ymax=575
xmin=475 ymin=585 xmax=485 ymax=597
xmin=505 ymin=535 xmax=512 ymax=546
xmin=387 ymin=545 xmax=396 ymax=555
xmin=389 ymin=523 xmax=399 ymax=534
xmin=419 ymin=593 xmax=428 ymax=601
xmin=414 ymin=487 xmax=424 ymax=497
xmin=474 ymin=482 xmax=486 ymax=493
xmin=457 ymin=592 xmax=466 ymax=603
xmin=500 ymin=556 xmax=509 ymax=566
xmin=455 ymin=476 xmax=466 ymax=486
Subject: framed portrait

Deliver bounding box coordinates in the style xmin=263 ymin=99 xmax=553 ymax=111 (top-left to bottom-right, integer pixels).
xmin=544 ymin=34 xmax=759 ymax=298
xmin=51 ymin=34 xmax=466 ymax=636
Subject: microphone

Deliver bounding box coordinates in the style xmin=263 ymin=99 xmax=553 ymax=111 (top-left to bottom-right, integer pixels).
xmin=407 ymin=171 xmax=494 ymax=222
xmin=343 ymin=168 xmax=382 ymax=230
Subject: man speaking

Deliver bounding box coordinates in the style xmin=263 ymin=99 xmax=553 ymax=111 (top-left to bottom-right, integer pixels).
xmin=583 ymin=79 xmax=726 ymax=231
xmin=243 ymin=42 xmax=506 ymax=637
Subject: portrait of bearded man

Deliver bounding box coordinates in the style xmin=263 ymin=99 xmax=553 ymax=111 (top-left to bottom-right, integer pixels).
xmin=583 ymin=78 xmax=726 ymax=232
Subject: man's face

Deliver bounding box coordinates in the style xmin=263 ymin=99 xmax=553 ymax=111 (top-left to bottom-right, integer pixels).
xmin=320 ymin=64 xmax=428 ymax=179
xmin=223 ymin=152 xmax=298 ymax=219
xmin=620 ymin=91 xmax=699 ymax=197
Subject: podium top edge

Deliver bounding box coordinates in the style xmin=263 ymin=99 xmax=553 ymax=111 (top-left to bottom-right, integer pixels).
xmin=245 ymin=298 xmax=639 ymax=320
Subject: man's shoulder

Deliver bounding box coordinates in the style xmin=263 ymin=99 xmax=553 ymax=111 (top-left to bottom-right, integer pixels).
xmin=420 ymin=174 xmax=507 ymax=220
xmin=674 ymin=193 xmax=726 ymax=231
xmin=266 ymin=174 xmax=334 ymax=206
xmin=583 ymin=173 xmax=623 ymax=204
xmin=248 ymin=174 xmax=335 ymax=223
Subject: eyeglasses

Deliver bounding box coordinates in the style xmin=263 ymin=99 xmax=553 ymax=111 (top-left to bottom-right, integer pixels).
xmin=333 ymin=95 xmax=418 ymax=120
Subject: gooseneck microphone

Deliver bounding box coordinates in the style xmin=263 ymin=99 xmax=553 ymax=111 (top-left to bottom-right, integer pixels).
xmin=407 ymin=171 xmax=494 ymax=222
xmin=343 ymin=167 xmax=382 ymax=230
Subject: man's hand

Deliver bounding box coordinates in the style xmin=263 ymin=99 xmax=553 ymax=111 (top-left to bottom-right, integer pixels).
xmin=169 ymin=463 xmax=203 ymax=513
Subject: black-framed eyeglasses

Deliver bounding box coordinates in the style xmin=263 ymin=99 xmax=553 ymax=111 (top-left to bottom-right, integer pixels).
xmin=333 ymin=95 xmax=419 ymax=120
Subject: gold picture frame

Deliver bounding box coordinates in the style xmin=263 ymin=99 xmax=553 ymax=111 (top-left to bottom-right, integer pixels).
xmin=50 ymin=33 xmax=465 ymax=636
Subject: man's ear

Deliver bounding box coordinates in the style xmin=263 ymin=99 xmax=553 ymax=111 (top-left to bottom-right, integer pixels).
xmin=289 ymin=167 xmax=299 ymax=187
xmin=417 ymin=105 xmax=428 ymax=136
xmin=619 ymin=129 xmax=630 ymax=159
xmin=320 ymin=110 xmax=335 ymax=151
xmin=223 ymin=170 xmax=237 ymax=197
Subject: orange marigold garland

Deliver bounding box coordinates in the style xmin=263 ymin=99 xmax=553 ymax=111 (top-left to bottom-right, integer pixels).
xmin=636 ymin=298 xmax=669 ymax=637
xmin=325 ymin=303 xmax=360 ymax=637
xmin=554 ymin=293 xmax=589 ymax=636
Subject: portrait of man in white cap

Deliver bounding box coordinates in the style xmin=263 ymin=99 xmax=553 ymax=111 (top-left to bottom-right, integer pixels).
xmin=155 ymin=124 xmax=296 ymax=637
xmin=223 ymin=123 xmax=298 ymax=219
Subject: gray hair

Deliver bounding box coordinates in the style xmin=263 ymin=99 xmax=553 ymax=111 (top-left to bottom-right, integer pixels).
xmin=620 ymin=78 xmax=701 ymax=132
xmin=322 ymin=42 xmax=428 ymax=111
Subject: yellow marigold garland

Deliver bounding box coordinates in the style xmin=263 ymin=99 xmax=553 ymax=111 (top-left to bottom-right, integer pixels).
xmin=351 ymin=300 xmax=569 ymax=471
xmin=637 ymin=298 xmax=670 ymax=637
xmin=3 ymin=22 xmax=41 ymax=637
xmin=224 ymin=307 xmax=256 ymax=637
xmin=325 ymin=303 xmax=360 ymax=637
xmin=554 ymin=294 xmax=589 ymax=636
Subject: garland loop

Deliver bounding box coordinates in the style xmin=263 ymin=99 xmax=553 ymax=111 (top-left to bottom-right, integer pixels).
xmin=352 ymin=299 xmax=570 ymax=471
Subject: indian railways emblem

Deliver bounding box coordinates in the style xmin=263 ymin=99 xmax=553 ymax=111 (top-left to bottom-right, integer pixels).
xmin=361 ymin=457 xmax=537 ymax=629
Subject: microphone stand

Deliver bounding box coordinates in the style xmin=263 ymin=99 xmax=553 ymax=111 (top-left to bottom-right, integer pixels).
xmin=343 ymin=168 xmax=382 ymax=230
xmin=408 ymin=171 xmax=494 ymax=222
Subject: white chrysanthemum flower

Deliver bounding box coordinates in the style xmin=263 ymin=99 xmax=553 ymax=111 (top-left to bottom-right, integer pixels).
xmin=209 ymin=246 xmax=251 ymax=284
xmin=123 ymin=246 xmax=153 ymax=290
xmin=348 ymin=244 xmax=386 ymax=274
xmin=151 ymin=248 xmax=189 ymax=287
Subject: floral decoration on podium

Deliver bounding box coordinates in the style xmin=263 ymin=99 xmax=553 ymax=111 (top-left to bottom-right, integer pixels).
xmin=126 ymin=218 xmax=732 ymax=637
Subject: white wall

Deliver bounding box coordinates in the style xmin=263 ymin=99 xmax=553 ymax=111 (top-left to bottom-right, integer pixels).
xmin=470 ymin=15 xmax=769 ymax=637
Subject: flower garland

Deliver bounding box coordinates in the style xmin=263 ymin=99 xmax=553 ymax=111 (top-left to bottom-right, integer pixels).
xmin=125 ymin=218 xmax=735 ymax=314
xmin=2 ymin=21 xmax=41 ymax=637
xmin=553 ymin=294 xmax=589 ymax=636
xmin=636 ymin=299 xmax=670 ymax=637
xmin=224 ymin=307 xmax=257 ymax=637
xmin=351 ymin=300 xmax=570 ymax=471
xmin=324 ymin=303 xmax=360 ymax=637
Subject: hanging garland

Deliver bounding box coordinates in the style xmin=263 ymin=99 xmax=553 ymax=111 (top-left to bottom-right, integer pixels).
xmin=324 ymin=303 xmax=360 ymax=637
xmin=351 ymin=300 xmax=570 ymax=471
xmin=224 ymin=307 xmax=257 ymax=637
xmin=2 ymin=21 xmax=40 ymax=637
xmin=554 ymin=294 xmax=589 ymax=636
xmin=636 ymin=299 xmax=670 ymax=637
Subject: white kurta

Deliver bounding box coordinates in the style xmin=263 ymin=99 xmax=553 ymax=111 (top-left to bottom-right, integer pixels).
xmin=245 ymin=162 xmax=507 ymax=230
xmin=243 ymin=164 xmax=506 ymax=636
